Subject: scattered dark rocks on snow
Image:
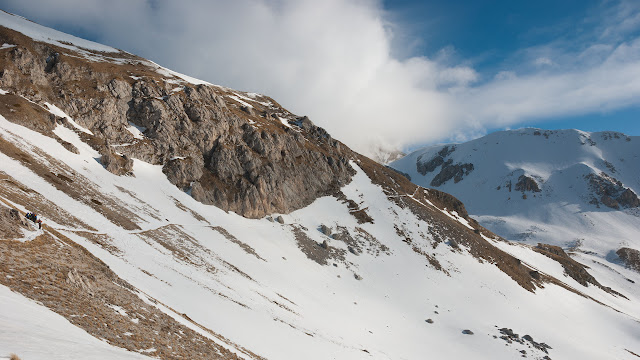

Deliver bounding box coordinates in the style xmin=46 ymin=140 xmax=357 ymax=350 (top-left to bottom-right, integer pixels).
xmin=498 ymin=327 xmax=553 ymax=355
xmin=290 ymin=225 xmax=346 ymax=266
xmin=462 ymin=329 xmax=474 ymax=335
xmin=425 ymin=319 xmax=434 ymax=324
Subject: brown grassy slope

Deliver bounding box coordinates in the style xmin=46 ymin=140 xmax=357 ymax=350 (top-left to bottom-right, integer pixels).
xmin=0 ymin=226 xmax=263 ymax=360
xmin=0 ymin=171 xmax=94 ymax=229
xmin=0 ymin=133 xmax=141 ymax=230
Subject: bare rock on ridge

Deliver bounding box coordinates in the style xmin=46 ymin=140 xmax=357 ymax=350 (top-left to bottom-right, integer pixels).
xmin=617 ymin=248 xmax=640 ymax=273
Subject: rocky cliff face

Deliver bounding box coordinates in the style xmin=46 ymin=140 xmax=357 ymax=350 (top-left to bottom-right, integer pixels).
xmin=415 ymin=145 xmax=474 ymax=187
xmin=586 ymin=172 xmax=640 ymax=209
xmin=0 ymin=25 xmax=354 ymax=218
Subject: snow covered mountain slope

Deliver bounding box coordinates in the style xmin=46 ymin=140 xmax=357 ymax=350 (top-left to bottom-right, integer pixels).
xmin=0 ymin=11 xmax=639 ymax=360
xmin=391 ymin=128 xmax=640 ymax=294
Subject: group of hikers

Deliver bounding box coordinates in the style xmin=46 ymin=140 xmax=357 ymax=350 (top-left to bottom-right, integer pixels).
xmin=25 ymin=212 xmax=43 ymax=229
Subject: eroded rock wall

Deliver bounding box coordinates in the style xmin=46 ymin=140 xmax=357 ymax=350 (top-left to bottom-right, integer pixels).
xmin=0 ymin=26 xmax=354 ymax=218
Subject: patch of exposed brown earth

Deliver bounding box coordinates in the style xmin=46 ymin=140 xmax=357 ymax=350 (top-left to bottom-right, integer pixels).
xmin=136 ymin=224 xmax=220 ymax=275
xmin=333 ymin=190 xmax=374 ymax=224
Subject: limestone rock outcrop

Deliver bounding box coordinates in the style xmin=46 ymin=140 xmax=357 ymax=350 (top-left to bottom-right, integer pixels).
xmin=0 ymin=26 xmax=354 ymax=218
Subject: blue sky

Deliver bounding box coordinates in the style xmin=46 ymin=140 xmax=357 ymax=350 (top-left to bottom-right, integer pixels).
xmin=2 ymin=0 xmax=639 ymax=153
xmin=386 ymin=0 xmax=600 ymax=62
xmin=384 ymin=0 xmax=640 ymax=137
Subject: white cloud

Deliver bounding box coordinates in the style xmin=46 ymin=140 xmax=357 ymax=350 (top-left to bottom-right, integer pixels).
xmin=463 ymin=35 xmax=640 ymax=130
xmin=533 ymin=57 xmax=553 ymax=67
xmin=2 ymin=0 xmax=640 ymax=155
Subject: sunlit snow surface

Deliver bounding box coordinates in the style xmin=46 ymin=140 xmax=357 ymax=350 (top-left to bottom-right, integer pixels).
xmin=0 ymin=99 xmax=638 ymax=359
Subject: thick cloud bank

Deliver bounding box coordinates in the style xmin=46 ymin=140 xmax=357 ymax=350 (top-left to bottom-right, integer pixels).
xmin=3 ymin=0 xmax=640 ymax=154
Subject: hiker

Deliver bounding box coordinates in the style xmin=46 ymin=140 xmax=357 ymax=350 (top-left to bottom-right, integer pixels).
xmin=37 ymin=219 xmax=42 ymax=229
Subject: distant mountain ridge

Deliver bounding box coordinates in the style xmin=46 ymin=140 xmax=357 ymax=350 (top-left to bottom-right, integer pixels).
xmin=391 ymin=127 xmax=640 ymax=272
